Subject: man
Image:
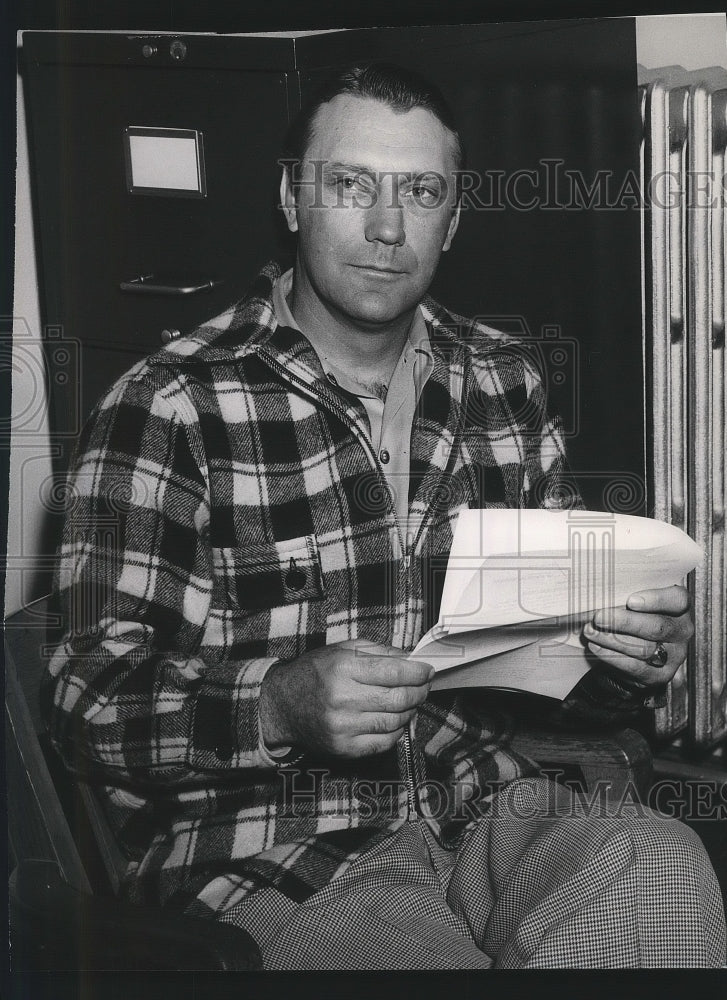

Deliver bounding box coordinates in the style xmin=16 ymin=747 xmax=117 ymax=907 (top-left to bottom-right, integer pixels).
xmin=43 ymin=62 xmax=725 ymax=968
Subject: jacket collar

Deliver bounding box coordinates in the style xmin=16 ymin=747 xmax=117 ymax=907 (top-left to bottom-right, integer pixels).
xmin=156 ymin=260 xmax=510 ymax=371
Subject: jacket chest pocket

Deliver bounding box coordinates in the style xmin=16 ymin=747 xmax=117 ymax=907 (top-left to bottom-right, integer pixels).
xmin=213 ymin=535 xmax=326 ymax=613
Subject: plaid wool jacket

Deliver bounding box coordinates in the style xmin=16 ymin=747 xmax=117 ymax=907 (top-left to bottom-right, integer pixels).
xmin=42 ymin=261 xmax=626 ymax=918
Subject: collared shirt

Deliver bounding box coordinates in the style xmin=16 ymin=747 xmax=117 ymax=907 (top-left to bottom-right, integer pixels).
xmin=272 ymin=268 xmax=433 ymax=547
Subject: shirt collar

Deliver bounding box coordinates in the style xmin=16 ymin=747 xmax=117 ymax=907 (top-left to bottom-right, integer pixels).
xmin=271 ymin=268 xmax=433 ymax=398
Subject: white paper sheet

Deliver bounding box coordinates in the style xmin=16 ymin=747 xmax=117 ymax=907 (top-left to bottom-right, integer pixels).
xmin=410 ymin=509 xmax=703 ymax=699
xmin=429 ymin=631 xmax=589 ymax=699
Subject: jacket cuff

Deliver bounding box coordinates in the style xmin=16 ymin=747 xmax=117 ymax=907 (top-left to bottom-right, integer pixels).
xmin=188 ymin=657 xmax=282 ymax=770
xmin=548 ymin=668 xmax=653 ymax=727
xmin=257 ymin=715 xmax=301 ymax=767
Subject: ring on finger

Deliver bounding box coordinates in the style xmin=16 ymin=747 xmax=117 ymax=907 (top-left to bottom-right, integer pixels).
xmin=645 ymin=641 xmax=668 ymax=668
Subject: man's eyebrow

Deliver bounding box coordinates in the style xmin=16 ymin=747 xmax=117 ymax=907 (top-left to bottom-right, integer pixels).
xmin=321 ymin=162 xmax=441 ymax=181
xmin=323 ymin=161 xmax=378 ymax=178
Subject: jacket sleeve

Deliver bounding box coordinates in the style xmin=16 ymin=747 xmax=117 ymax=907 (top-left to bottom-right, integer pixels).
xmin=517 ymin=352 xmax=656 ymax=725
xmin=41 ymin=371 xmax=283 ymax=785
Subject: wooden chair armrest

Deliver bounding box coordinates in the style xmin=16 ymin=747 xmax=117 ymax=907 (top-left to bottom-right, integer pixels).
xmin=510 ymin=727 xmax=653 ymax=801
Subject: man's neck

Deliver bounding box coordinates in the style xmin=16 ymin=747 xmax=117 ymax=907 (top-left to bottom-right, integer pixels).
xmin=289 ymin=268 xmax=414 ymax=386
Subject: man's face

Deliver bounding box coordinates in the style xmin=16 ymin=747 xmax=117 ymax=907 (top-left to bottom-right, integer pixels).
xmin=281 ymin=94 xmax=460 ymax=329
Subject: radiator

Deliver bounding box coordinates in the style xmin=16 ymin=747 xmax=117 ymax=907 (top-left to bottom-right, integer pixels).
xmin=640 ymin=65 xmax=727 ymax=746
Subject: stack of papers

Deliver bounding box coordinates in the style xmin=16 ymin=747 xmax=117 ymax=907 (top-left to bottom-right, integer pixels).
xmin=410 ymin=509 xmax=703 ymax=699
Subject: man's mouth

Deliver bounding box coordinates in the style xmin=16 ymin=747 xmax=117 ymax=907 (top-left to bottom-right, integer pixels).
xmin=350 ymin=264 xmax=406 ymax=276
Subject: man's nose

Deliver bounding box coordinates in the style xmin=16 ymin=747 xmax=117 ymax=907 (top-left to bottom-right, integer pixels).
xmin=364 ymin=188 xmax=406 ymax=246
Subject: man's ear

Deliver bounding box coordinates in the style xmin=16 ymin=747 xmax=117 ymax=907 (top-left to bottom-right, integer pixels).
xmin=280 ymin=167 xmax=299 ymax=234
xmin=442 ymin=202 xmax=461 ymax=253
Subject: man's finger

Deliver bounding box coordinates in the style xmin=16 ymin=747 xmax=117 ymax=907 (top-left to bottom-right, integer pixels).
xmin=337 ymin=639 xmax=402 ymax=656
xmin=588 ymin=610 xmax=685 ymax=644
xmin=357 ymin=683 xmax=431 ymax=713
xmin=349 ymin=654 xmax=435 ymax=687
xmin=625 ymin=585 xmax=691 ymax=616
xmin=583 ymin=623 xmax=653 ymax=660
xmin=585 ymin=640 xmax=683 ymax=687
xmin=349 ymin=732 xmax=406 ymax=757
xmin=363 ymin=709 xmax=418 ymax=734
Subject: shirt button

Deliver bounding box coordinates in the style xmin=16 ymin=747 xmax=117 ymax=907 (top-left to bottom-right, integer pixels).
xmin=379 ymin=449 xmax=390 ymax=465
xmin=286 ymin=569 xmax=307 ymax=591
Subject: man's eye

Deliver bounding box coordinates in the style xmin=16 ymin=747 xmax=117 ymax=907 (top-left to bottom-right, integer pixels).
xmin=335 ymin=174 xmax=369 ymax=190
xmin=410 ymin=185 xmax=440 ymax=205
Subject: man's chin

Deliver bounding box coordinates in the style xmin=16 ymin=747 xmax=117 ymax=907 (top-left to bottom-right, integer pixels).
xmin=337 ymin=291 xmax=419 ymax=329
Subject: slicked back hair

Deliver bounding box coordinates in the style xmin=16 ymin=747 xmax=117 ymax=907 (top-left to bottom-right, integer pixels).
xmin=282 ymin=61 xmax=465 ymax=184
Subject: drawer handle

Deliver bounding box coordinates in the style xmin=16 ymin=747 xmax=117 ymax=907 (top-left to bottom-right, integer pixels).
xmin=119 ymin=274 xmax=221 ymax=296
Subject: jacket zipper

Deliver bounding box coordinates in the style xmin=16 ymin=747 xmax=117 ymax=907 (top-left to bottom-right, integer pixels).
xmin=255 ymin=348 xmax=421 ymax=819
xmin=401 ymin=723 xmax=419 ymax=821
xmin=400 ymin=361 xmax=471 ymax=821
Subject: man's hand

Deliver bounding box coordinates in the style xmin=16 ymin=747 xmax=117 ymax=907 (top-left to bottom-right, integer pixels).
xmin=259 ymin=640 xmax=434 ymax=758
xmin=582 ymin=584 xmax=693 ymax=690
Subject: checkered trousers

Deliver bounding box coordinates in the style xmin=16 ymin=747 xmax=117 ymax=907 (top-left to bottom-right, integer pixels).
xmin=221 ymin=777 xmax=726 ymax=969
xmin=42 ymin=260 xmax=630 ymax=916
